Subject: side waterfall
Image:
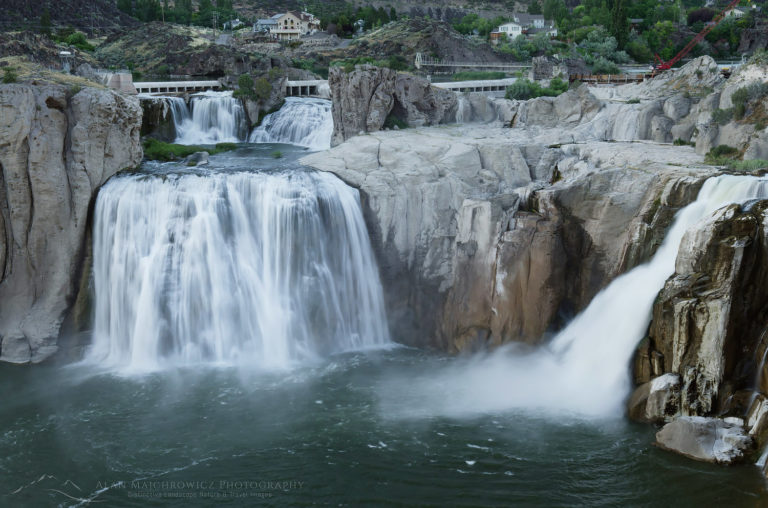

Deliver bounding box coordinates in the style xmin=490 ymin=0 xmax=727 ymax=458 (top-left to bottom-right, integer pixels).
xmin=250 ymin=98 xmax=333 ymax=151
xmin=381 ymin=175 xmax=768 ymax=419
xmin=174 ymin=91 xmax=247 ymax=145
xmin=88 ymin=170 xmax=390 ymax=371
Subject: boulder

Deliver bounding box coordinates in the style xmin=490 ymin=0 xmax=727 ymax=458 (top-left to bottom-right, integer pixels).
xmin=745 ymin=130 xmax=768 ymax=161
xmin=628 ymin=373 xmax=681 ymax=423
xmin=185 ymin=151 xmax=209 ymax=166
xmin=655 ymin=416 xmax=754 ymax=464
xmin=0 ymin=84 xmax=142 ymax=363
xmin=663 ymin=94 xmax=691 ymax=122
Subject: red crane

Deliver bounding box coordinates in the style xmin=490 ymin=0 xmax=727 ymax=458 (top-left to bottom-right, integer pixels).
xmin=654 ymin=0 xmax=746 ymax=71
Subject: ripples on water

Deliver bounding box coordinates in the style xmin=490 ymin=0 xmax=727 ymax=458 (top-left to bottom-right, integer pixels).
xmin=0 ymin=350 xmax=765 ymax=506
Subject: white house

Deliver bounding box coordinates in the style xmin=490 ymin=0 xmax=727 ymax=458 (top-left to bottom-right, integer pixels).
xmin=724 ymin=7 xmax=746 ymax=18
xmin=490 ymin=21 xmax=522 ymax=44
xmin=490 ymin=13 xmax=557 ymax=43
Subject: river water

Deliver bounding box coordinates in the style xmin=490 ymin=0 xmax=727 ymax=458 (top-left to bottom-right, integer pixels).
xmin=1 ymin=348 xmax=766 ymax=506
xmin=1 ymin=100 xmax=767 ymax=506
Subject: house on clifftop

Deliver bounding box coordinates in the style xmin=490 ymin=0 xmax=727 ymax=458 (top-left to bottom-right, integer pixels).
xmin=253 ymin=11 xmax=320 ymax=41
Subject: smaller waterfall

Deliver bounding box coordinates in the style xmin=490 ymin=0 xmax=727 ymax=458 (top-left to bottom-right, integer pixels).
xmin=175 ymin=91 xmax=247 ymax=145
xmin=249 ymin=98 xmax=333 ymax=151
xmin=455 ymin=94 xmax=471 ymax=123
xmin=166 ymin=96 xmax=190 ymax=127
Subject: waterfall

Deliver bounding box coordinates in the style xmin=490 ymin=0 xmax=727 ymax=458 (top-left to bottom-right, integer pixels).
xmin=166 ymin=96 xmax=190 ymax=128
xmin=455 ymin=94 xmax=471 ymax=123
xmin=174 ymin=91 xmax=247 ymax=145
xmin=249 ymin=98 xmax=333 ymax=151
xmin=381 ymin=175 xmax=768 ymax=419
xmin=545 ymin=175 xmax=768 ymax=414
xmin=87 ymin=170 xmax=390 ymax=372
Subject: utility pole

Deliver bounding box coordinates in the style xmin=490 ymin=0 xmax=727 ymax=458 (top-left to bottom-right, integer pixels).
xmin=213 ymin=11 xmax=219 ymax=38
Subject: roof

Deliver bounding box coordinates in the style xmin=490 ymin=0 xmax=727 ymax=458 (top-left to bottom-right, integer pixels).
xmin=257 ymin=18 xmax=278 ymax=24
xmin=513 ymin=13 xmax=546 ymax=25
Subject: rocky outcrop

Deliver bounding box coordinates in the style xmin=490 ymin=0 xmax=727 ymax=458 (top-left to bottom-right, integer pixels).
xmin=655 ymin=416 xmax=754 ymax=464
xmin=303 ymin=125 xmax=715 ymax=351
xmin=392 ymin=74 xmax=458 ymax=128
xmin=633 ymin=202 xmax=768 ymax=418
xmin=0 ymin=84 xmax=142 ymax=363
xmin=329 ymin=65 xmax=397 ymax=146
xmin=329 ymin=65 xmax=463 ymax=145
xmin=140 ymin=96 xmax=180 ymax=141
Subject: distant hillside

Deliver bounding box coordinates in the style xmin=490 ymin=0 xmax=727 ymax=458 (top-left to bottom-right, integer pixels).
xmin=1 ymin=0 xmax=138 ymax=34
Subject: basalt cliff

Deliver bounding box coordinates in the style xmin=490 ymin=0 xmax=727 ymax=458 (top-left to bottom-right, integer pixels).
xmin=0 ymin=84 xmax=142 ymax=363
xmin=304 ymin=55 xmax=768 ymax=466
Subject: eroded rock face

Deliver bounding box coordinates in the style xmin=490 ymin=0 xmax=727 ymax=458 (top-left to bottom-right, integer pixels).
xmin=0 ymin=84 xmax=142 ymax=363
xmin=329 ymin=65 xmax=464 ymax=146
xmin=329 ymin=65 xmax=397 ymax=146
xmin=392 ymin=74 xmax=457 ymax=128
xmin=633 ymin=201 xmax=768 ymax=418
xmin=140 ymin=96 xmax=179 ymax=141
xmin=303 ymin=126 xmax=715 ymax=351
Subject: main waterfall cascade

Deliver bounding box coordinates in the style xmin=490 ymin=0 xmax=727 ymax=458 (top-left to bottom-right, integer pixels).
xmin=171 ymin=91 xmax=247 ymax=145
xmin=381 ymin=175 xmax=768 ymax=419
xmin=87 ymin=170 xmax=390 ymax=371
xmin=249 ymin=97 xmax=333 ymax=151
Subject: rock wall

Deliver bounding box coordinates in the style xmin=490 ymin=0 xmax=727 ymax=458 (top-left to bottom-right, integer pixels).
xmin=0 ymin=84 xmax=142 ymax=363
xmin=628 ymin=201 xmax=768 ymax=464
xmin=633 ymin=202 xmax=768 ymax=417
xmin=303 ymin=125 xmax=715 ymax=352
xmin=328 ymin=65 xmax=458 ymax=146
xmin=140 ymin=96 xmax=179 ymax=141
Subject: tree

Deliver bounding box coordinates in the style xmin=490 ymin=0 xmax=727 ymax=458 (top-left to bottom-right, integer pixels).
xmin=528 ymin=0 xmax=542 ymax=15
xmin=543 ymin=0 xmax=568 ymax=26
xmin=40 ymin=8 xmax=52 ymax=36
xmin=609 ymin=0 xmax=629 ymax=49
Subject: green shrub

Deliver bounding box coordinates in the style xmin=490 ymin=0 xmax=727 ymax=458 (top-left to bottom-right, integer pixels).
xmin=709 ymin=145 xmax=739 ymax=157
xmin=626 ymin=98 xmax=640 ymax=104
xmin=505 ymin=78 xmax=568 ymax=100
xmin=711 ymin=108 xmax=734 ymax=125
xmin=591 ymin=57 xmax=620 ymax=75
xmin=729 ymin=159 xmax=768 ymax=171
xmin=383 ymin=113 xmax=407 ymax=130
xmin=65 ymin=31 xmax=95 ymax=52
xmin=272 ymin=150 xmax=283 ymax=159
xmin=234 ymin=75 xmax=272 ymax=102
xmin=704 ymin=144 xmax=740 ymax=166
xmin=673 ymin=138 xmax=694 ymax=146
xmin=253 ymin=78 xmax=272 ymax=101
xmin=2 ymin=67 xmax=17 ymax=84
xmin=142 ymin=138 xmax=238 ymax=161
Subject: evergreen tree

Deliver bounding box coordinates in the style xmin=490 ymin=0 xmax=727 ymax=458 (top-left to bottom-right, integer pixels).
xmin=40 ymin=8 xmax=52 ymax=36
xmin=610 ymin=0 xmax=629 ymax=49
xmin=528 ymin=0 xmax=542 ymax=15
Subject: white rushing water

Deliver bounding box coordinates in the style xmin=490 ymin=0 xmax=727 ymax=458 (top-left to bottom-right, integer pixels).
xmin=249 ymin=98 xmax=333 ymax=151
xmin=88 ymin=170 xmax=390 ymax=372
xmin=379 ymin=174 xmax=768 ymax=419
xmin=174 ymin=91 xmax=246 ymax=145
xmin=455 ymin=94 xmax=471 ymax=124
